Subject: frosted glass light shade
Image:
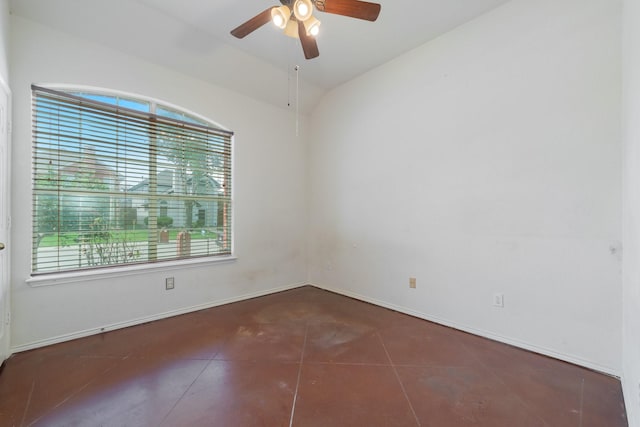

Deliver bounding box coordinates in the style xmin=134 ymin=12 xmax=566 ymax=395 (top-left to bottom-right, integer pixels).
xmin=304 ymin=16 xmax=321 ymax=36
xmin=293 ymin=0 xmax=313 ymax=21
xmin=284 ymin=19 xmax=299 ymax=38
xmin=271 ymin=5 xmax=291 ymax=29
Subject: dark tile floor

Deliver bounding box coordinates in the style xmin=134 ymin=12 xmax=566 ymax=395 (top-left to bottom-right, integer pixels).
xmin=0 ymin=286 xmax=628 ymax=426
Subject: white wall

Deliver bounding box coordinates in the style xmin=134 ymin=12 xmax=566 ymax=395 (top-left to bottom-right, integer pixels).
xmin=9 ymin=16 xmax=308 ymax=350
xmin=623 ymin=0 xmax=640 ymax=423
xmin=0 ymin=0 xmax=9 ymax=82
xmin=308 ymin=0 xmax=622 ymax=374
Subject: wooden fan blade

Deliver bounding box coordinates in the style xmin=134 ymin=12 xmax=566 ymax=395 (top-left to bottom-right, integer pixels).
xmin=316 ymin=0 xmax=381 ymax=21
xmin=298 ymin=19 xmax=319 ymax=59
xmin=230 ymin=7 xmax=275 ymax=38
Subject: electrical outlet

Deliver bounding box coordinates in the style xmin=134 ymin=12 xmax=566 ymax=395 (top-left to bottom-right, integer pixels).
xmin=165 ymin=277 xmax=175 ymax=290
xmin=409 ymin=277 xmax=416 ymax=289
xmin=493 ymin=293 xmax=504 ymax=308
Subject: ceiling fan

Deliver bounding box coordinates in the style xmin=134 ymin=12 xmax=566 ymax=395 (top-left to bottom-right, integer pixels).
xmin=230 ymin=0 xmax=382 ymax=60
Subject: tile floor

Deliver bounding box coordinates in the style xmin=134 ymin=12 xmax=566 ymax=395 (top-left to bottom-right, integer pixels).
xmin=0 ymin=286 xmax=628 ymax=426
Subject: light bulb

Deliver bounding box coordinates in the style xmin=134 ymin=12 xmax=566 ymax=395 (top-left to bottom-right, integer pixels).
xmin=297 ymin=2 xmax=309 ymax=17
xmin=310 ymin=25 xmax=319 ymax=36
xmin=273 ymin=14 xmax=284 ymax=27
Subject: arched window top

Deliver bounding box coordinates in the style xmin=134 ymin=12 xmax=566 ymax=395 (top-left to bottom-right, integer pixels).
xmin=38 ymin=84 xmax=230 ymax=131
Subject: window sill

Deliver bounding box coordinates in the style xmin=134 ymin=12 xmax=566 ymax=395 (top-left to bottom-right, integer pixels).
xmin=26 ymin=255 xmax=237 ymax=287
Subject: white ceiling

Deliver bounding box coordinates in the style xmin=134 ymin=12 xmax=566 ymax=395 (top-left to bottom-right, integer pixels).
xmin=10 ymin=0 xmax=510 ymax=112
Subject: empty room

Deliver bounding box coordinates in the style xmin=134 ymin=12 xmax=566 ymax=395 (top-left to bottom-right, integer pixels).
xmin=0 ymin=0 xmax=638 ymax=425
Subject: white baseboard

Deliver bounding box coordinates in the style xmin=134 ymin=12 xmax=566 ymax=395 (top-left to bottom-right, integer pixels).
xmin=10 ymin=281 xmax=307 ymax=354
xmin=311 ymin=282 xmax=621 ymax=377
xmin=10 ymin=281 xmax=622 ymax=378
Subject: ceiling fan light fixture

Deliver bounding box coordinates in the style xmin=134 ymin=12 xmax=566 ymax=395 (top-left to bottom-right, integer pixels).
xmin=303 ymin=16 xmax=321 ymax=36
xmin=271 ymin=5 xmax=291 ymax=29
xmin=230 ymin=0 xmax=382 ymax=60
xmin=293 ymin=0 xmax=313 ymax=21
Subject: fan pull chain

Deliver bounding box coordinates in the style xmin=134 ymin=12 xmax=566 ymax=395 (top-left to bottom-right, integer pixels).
xmin=287 ymin=68 xmax=291 ymax=107
xmin=287 ymin=42 xmax=293 ymax=107
xmin=295 ymin=64 xmax=300 ymax=137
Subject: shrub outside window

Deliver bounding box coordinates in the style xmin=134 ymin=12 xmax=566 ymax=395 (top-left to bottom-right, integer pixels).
xmin=31 ymin=85 xmax=233 ymax=274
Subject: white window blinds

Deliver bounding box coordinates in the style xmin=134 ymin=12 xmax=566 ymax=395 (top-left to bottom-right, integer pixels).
xmin=32 ymin=85 xmax=233 ymax=274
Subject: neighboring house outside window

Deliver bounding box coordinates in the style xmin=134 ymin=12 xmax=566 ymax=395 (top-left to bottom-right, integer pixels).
xmin=31 ymin=85 xmax=233 ymax=274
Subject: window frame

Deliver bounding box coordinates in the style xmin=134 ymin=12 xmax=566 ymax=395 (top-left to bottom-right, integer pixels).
xmin=28 ymin=84 xmax=236 ymax=282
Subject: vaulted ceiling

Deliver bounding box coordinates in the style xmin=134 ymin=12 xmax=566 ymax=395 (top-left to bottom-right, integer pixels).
xmin=10 ymin=0 xmax=511 ymax=112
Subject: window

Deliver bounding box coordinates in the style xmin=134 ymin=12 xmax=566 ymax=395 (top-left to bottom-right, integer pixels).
xmin=31 ymin=85 xmax=233 ymax=274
